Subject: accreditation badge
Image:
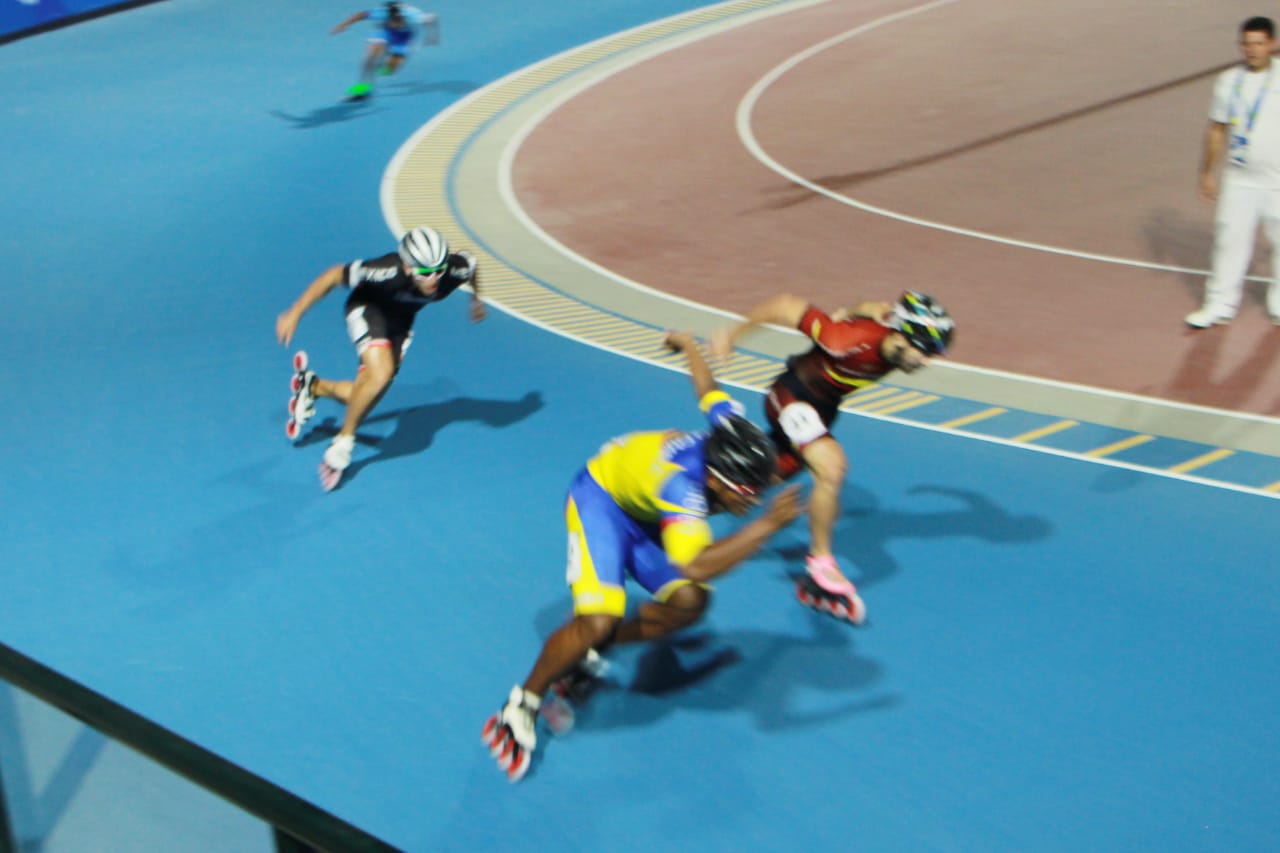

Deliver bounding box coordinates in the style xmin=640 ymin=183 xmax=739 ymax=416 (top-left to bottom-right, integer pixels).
xmin=1229 ymin=133 xmax=1249 ymax=167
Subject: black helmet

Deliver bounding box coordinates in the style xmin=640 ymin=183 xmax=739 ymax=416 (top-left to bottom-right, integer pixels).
xmin=889 ymin=290 xmax=954 ymax=355
xmin=704 ymin=416 xmax=777 ymax=495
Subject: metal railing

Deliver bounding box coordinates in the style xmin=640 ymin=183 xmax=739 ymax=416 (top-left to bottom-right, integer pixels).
xmin=0 ymin=642 xmax=399 ymax=853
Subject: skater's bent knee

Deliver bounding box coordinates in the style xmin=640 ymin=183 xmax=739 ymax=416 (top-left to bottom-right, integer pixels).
xmin=663 ymin=582 xmax=710 ymax=619
xmin=575 ymin=614 xmax=620 ymax=649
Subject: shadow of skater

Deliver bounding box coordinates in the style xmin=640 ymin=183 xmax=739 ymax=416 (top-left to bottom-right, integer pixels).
xmin=379 ymin=78 xmax=477 ymax=99
xmin=575 ymin=625 xmax=894 ymax=736
xmin=269 ymin=101 xmax=376 ymax=129
xmin=1164 ymin=322 xmax=1280 ymax=412
xmin=775 ymin=484 xmax=1052 ymax=591
xmin=296 ymin=391 xmax=544 ymax=481
xmin=269 ymin=80 xmax=478 ymax=128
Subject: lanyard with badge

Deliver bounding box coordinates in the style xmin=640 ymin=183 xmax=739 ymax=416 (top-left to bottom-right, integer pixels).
xmin=1228 ymin=65 xmax=1272 ymax=166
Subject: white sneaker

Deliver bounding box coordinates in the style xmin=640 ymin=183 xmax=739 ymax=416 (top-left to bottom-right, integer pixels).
xmin=1185 ymin=308 xmax=1232 ymax=328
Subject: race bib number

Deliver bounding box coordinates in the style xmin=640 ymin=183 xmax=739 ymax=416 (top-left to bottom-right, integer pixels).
xmin=344 ymin=307 xmax=370 ymax=343
xmin=778 ymin=401 xmax=827 ymax=447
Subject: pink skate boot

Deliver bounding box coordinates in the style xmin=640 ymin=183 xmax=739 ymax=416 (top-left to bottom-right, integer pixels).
xmin=796 ymin=554 xmax=867 ymax=625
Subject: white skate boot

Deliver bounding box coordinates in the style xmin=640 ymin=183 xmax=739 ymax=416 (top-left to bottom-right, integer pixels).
xmin=318 ymin=434 xmax=354 ymax=492
xmin=286 ymin=351 xmax=317 ymax=441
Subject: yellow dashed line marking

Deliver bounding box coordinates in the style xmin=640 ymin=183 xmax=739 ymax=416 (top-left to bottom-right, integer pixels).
xmin=842 ymin=386 xmax=901 ymax=407
xmin=1084 ymin=435 xmax=1155 ymax=458
xmin=872 ymin=395 xmax=940 ymax=416
xmin=1168 ymin=449 xmax=1235 ymax=474
xmin=940 ymin=407 xmax=1007 ymax=429
xmin=1013 ymin=420 xmax=1078 ymax=443
xmin=855 ymin=391 xmax=926 ymax=413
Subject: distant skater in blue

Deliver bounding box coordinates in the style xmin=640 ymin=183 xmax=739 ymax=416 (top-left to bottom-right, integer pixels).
xmin=332 ymin=1 xmax=440 ymax=101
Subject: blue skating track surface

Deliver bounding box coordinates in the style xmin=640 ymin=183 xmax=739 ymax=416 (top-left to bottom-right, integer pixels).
xmin=2 ymin=1 xmax=1277 ymax=850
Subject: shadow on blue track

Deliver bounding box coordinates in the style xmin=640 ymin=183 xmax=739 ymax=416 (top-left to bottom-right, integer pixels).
xmin=268 ymin=80 xmax=477 ymax=129
xmin=774 ymin=483 xmax=1053 ymax=590
xmin=562 ymin=627 xmax=892 ymax=731
xmin=379 ymin=78 xmax=477 ymax=98
xmin=293 ymin=390 xmax=545 ymax=484
xmin=268 ymin=102 xmax=378 ymax=130
xmin=264 ymin=78 xmax=481 ymax=128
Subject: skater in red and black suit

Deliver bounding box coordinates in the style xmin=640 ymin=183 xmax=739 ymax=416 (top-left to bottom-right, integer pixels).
xmin=275 ymin=226 xmax=485 ymax=491
xmin=712 ymin=291 xmax=954 ymax=624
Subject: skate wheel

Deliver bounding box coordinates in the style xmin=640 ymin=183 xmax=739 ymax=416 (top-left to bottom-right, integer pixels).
xmin=286 ymin=419 xmax=299 ymax=440
xmin=848 ymin=597 xmax=867 ymax=625
xmin=319 ymin=462 xmax=343 ymax=492
xmin=290 ymin=373 xmax=304 ymax=394
xmin=288 ymin=396 xmax=298 ymax=415
xmin=293 ymin=350 xmax=308 ymax=372
xmin=482 ymin=713 xmax=501 ymax=750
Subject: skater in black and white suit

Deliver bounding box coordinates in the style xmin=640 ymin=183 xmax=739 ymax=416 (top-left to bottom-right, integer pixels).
xmin=276 ymin=226 xmax=485 ymax=491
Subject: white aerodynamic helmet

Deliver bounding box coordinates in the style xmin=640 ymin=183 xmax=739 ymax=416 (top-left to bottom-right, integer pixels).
xmin=398 ymin=226 xmax=450 ymax=273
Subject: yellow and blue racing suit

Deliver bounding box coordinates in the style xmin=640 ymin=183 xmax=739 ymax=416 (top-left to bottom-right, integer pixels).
xmin=564 ymin=390 xmax=744 ymax=617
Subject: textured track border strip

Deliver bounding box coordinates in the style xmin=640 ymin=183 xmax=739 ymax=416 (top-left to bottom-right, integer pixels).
xmin=381 ymin=0 xmax=1280 ymax=500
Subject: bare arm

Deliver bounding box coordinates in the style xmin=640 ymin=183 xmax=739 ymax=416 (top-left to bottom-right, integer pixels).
xmin=276 ymin=264 xmax=345 ymax=346
xmin=1199 ymin=121 xmax=1229 ymax=203
xmin=832 ymin=300 xmax=894 ymax=323
xmin=664 ymin=330 xmax=718 ymax=401
xmin=331 ymin=11 xmax=368 ymax=34
xmin=710 ymin=293 xmax=811 ymax=360
xmin=680 ymin=486 xmax=805 ymax=582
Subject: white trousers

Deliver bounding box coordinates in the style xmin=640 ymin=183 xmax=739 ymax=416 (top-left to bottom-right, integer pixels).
xmin=1205 ymin=179 xmax=1280 ymax=318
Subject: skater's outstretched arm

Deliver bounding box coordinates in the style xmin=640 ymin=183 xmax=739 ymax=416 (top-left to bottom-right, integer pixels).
xmin=467 ymin=264 xmax=486 ymax=322
xmin=710 ymin=293 xmax=810 ymax=360
xmin=832 ymin=301 xmax=893 ymax=323
xmin=331 ymin=11 xmax=368 ymax=34
xmin=276 ymin=264 xmax=344 ymax=346
xmin=664 ymin=330 xmax=718 ymax=402
xmin=680 ymin=485 xmax=804 ymax=582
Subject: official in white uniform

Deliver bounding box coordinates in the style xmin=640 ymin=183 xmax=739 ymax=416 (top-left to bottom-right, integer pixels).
xmin=1188 ymin=16 xmax=1280 ymax=328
